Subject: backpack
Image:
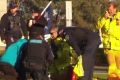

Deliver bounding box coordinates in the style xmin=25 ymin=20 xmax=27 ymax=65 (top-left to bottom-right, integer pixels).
xmin=23 ymin=39 xmax=43 ymax=69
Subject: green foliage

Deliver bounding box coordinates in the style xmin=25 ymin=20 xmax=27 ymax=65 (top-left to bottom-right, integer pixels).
xmin=72 ymin=0 xmax=102 ymax=30
xmin=93 ymin=73 xmax=108 ymax=80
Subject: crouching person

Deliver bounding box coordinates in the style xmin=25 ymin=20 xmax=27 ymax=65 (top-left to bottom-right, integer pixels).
xmin=0 ymin=62 xmax=18 ymax=80
xmin=23 ymin=16 xmax=54 ymax=80
xmin=0 ymin=39 xmax=27 ymax=80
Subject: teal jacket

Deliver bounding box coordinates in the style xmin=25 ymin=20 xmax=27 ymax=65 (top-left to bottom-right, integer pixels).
xmin=0 ymin=39 xmax=27 ymax=67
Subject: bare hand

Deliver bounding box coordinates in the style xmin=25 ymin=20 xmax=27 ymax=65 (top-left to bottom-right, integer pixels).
xmin=105 ymin=11 xmax=110 ymax=19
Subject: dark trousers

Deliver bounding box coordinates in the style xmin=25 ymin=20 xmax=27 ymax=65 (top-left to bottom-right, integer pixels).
xmin=24 ymin=62 xmax=49 ymax=80
xmin=28 ymin=70 xmax=49 ymax=80
xmin=0 ymin=62 xmax=18 ymax=80
xmin=79 ymin=33 xmax=100 ymax=80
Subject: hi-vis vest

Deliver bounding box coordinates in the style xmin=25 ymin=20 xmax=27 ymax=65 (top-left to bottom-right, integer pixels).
xmin=49 ymin=37 xmax=78 ymax=74
xmin=97 ymin=12 xmax=120 ymax=50
xmin=73 ymin=55 xmax=84 ymax=77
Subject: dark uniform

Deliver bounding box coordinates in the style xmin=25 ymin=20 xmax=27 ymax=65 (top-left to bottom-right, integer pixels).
xmin=24 ymin=39 xmax=53 ymax=80
xmin=23 ymin=16 xmax=53 ymax=80
xmin=58 ymin=27 xmax=101 ymax=80
xmin=0 ymin=2 xmax=28 ymax=48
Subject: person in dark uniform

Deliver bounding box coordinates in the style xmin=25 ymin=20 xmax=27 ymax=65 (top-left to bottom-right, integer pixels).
xmin=50 ymin=26 xmax=101 ymax=80
xmin=0 ymin=1 xmax=28 ymax=48
xmin=23 ymin=16 xmax=54 ymax=80
xmin=28 ymin=7 xmax=42 ymax=28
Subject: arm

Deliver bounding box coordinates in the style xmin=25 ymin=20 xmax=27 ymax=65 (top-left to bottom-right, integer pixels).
xmin=20 ymin=17 xmax=28 ymax=38
xmin=66 ymin=35 xmax=82 ymax=56
xmin=96 ymin=17 xmax=107 ymax=29
xmin=0 ymin=14 xmax=8 ymax=41
xmin=96 ymin=10 xmax=111 ymax=30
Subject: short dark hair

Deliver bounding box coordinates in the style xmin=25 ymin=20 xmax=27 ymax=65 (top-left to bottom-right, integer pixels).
xmin=32 ymin=7 xmax=42 ymax=13
xmin=9 ymin=1 xmax=18 ymax=9
xmin=29 ymin=26 xmax=44 ymax=39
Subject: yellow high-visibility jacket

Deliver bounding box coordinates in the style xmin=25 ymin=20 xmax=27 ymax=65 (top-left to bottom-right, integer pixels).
xmin=49 ymin=37 xmax=78 ymax=74
xmin=97 ymin=12 xmax=120 ymax=50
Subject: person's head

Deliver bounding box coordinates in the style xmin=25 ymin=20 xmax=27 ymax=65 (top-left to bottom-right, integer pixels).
xmin=29 ymin=26 xmax=44 ymax=39
xmin=9 ymin=2 xmax=19 ymax=15
xmin=35 ymin=15 xmax=47 ymax=27
xmin=29 ymin=16 xmax=47 ymax=39
xmin=107 ymin=1 xmax=118 ymax=16
xmin=50 ymin=24 xmax=59 ymax=39
xmin=32 ymin=7 xmax=41 ymax=19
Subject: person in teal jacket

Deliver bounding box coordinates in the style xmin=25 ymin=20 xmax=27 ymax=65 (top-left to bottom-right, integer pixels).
xmin=0 ymin=39 xmax=27 ymax=80
xmin=0 ymin=39 xmax=27 ymax=66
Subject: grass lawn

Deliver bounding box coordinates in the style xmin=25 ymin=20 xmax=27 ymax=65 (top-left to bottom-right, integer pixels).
xmin=93 ymin=73 xmax=108 ymax=80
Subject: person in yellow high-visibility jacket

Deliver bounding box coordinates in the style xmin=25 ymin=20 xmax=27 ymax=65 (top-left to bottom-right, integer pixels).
xmin=97 ymin=1 xmax=120 ymax=79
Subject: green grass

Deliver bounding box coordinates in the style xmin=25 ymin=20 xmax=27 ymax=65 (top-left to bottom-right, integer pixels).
xmin=93 ymin=73 xmax=108 ymax=80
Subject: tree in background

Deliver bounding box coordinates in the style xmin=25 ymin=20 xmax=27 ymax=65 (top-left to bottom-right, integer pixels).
xmin=7 ymin=0 xmax=120 ymax=30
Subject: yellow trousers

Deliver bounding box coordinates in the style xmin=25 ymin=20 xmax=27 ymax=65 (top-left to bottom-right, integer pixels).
xmin=104 ymin=49 xmax=120 ymax=78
